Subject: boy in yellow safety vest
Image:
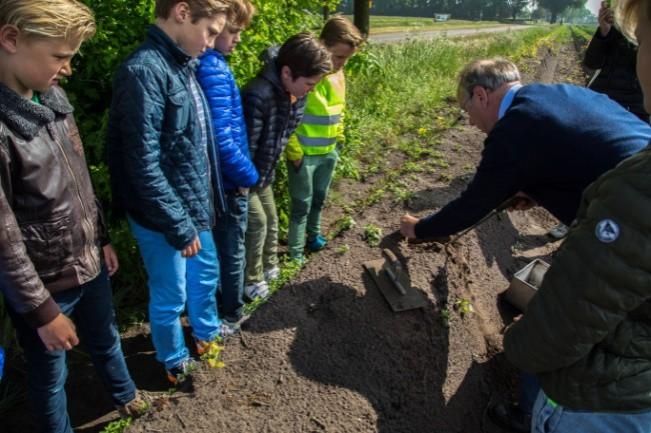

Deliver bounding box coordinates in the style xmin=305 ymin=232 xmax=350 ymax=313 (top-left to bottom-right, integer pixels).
xmin=285 ymin=16 xmax=364 ymax=260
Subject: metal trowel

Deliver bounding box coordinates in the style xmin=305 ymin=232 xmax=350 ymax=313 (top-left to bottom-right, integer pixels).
xmin=363 ymin=249 xmax=428 ymax=312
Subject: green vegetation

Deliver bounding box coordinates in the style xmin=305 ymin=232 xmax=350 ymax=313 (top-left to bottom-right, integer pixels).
xmin=454 ymin=298 xmax=474 ymax=317
xmin=357 ymin=16 xmax=504 ymax=35
xmin=100 ymin=418 xmax=131 ymax=433
xmin=363 ymin=224 xmax=384 ymax=247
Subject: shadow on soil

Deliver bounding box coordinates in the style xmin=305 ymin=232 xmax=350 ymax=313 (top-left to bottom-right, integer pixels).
xmin=245 ymin=271 xmax=506 ymax=432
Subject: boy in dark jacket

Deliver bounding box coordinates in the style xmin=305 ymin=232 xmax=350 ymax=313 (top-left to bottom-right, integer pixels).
xmin=241 ymin=33 xmax=331 ymax=300
xmin=107 ymin=0 xmax=229 ymax=384
xmin=0 ymin=1 xmax=144 ymax=431
xmin=196 ymin=0 xmax=258 ymax=336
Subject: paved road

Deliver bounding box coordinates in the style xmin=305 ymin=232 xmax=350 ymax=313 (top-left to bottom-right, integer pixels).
xmin=369 ymin=24 xmax=538 ymax=43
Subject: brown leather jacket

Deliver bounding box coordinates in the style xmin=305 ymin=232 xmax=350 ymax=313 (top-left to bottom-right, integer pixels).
xmin=0 ymin=84 xmax=107 ymax=328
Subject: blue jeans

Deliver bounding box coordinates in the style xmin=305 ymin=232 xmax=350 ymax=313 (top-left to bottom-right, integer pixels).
xmin=521 ymin=372 xmax=540 ymax=415
xmin=532 ymin=390 xmax=651 ymax=433
xmin=7 ymin=268 xmax=136 ymax=433
xmin=129 ymin=218 xmax=220 ymax=370
xmin=214 ymin=191 xmax=248 ymax=322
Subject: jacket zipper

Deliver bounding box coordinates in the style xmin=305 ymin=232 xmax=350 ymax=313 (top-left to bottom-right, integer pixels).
xmin=52 ymin=124 xmax=100 ymax=275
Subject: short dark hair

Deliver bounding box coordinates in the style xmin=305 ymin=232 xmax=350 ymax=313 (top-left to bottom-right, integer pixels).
xmin=276 ymin=33 xmax=332 ymax=79
xmin=155 ymin=0 xmax=230 ymax=22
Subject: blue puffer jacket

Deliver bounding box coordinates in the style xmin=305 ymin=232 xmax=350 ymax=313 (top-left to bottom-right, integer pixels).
xmin=107 ymin=25 xmax=226 ymax=250
xmin=197 ymin=49 xmax=259 ymax=191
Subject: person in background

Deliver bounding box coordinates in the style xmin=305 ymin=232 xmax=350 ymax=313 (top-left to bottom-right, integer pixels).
xmin=285 ymin=16 xmax=363 ymax=262
xmin=107 ymin=0 xmax=229 ymax=385
xmin=585 ymin=0 xmax=648 ymax=121
xmin=196 ymin=0 xmax=258 ymax=337
xmin=241 ymin=33 xmax=331 ymax=301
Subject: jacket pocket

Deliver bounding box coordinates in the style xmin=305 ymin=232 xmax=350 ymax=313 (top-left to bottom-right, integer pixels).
xmin=165 ymin=90 xmax=191 ymax=134
xmin=19 ymin=214 xmax=74 ymax=275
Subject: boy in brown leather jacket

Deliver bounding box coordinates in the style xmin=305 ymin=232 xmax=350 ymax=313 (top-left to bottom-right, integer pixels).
xmin=0 ymin=1 xmax=143 ymax=431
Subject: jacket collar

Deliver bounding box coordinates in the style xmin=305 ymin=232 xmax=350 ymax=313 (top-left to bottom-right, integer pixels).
xmin=0 ymin=83 xmax=73 ymax=140
xmin=147 ymin=24 xmax=192 ymax=67
xmin=259 ymin=46 xmax=285 ymax=94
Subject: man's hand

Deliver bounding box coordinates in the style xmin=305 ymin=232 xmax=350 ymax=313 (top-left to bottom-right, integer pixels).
xmin=182 ymin=236 xmax=201 ymax=258
xmin=507 ymin=191 xmax=537 ymax=212
xmin=37 ymin=313 xmax=79 ymax=351
xmin=400 ymin=214 xmax=419 ymax=239
xmin=598 ymin=1 xmax=614 ymax=37
xmin=103 ymin=244 xmax=119 ymax=276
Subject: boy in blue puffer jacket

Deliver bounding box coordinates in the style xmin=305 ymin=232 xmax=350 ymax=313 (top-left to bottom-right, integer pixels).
xmin=197 ymin=0 xmax=258 ymax=336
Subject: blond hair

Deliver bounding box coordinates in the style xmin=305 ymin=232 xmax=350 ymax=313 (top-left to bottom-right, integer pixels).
xmin=616 ymin=0 xmax=651 ymax=42
xmin=228 ymin=0 xmax=255 ymax=28
xmin=457 ymin=57 xmax=521 ymax=104
xmin=320 ymin=16 xmax=364 ymax=48
xmin=0 ymin=0 xmax=95 ymax=42
xmin=155 ymin=0 xmax=231 ymax=22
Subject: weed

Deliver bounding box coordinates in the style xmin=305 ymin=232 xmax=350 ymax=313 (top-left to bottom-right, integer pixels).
xmin=439 ymin=172 xmax=452 ymax=183
xmin=332 ymin=215 xmax=356 ymax=239
xmin=199 ymin=339 xmax=225 ymax=369
xmin=365 ymin=188 xmax=385 ymax=206
xmin=335 ymin=245 xmax=350 ymax=255
xmin=100 ymin=418 xmax=131 ymax=433
xmin=440 ymin=308 xmax=450 ymax=327
xmin=363 ymin=224 xmax=383 ymax=247
xmin=454 ymin=298 xmax=474 ymax=317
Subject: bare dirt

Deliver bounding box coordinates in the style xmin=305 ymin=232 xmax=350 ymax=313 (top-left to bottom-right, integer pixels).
xmin=5 ymin=39 xmax=588 ymax=433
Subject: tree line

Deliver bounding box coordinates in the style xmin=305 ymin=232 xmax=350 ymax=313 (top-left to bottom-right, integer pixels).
xmin=338 ymin=0 xmax=589 ymax=23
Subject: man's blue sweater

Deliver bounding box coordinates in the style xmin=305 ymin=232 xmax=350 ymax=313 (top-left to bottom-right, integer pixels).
xmin=415 ymin=84 xmax=651 ymax=239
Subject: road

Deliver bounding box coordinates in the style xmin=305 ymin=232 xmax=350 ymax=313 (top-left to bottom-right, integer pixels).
xmin=369 ymin=24 xmax=538 ymax=43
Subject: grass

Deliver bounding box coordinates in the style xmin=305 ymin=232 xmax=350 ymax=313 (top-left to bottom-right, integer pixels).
xmin=333 ymin=25 xmax=573 ymax=214
xmin=344 ymin=15 xmax=505 ymax=35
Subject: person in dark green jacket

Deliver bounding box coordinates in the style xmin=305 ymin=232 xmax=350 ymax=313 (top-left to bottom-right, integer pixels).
xmin=504 ymin=2 xmax=651 ymax=431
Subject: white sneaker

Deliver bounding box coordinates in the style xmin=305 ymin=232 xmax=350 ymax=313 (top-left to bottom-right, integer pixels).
xmin=263 ymin=266 xmax=280 ymax=281
xmin=549 ymin=223 xmax=569 ymax=239
xmin=220 ymin=314 xmax=251 ymax=338
xmin=244 ymin=281 xmax=269 ymax=301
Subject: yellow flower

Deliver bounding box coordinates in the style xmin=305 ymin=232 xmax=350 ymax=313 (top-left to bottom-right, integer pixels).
xmin=417 ymin=127 xmax=428 ymax=136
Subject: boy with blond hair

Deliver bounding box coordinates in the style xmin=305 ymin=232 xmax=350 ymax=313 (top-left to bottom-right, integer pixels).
xmin=242 ymin=33 xmax=332 ymax=300
xmin=107 ymin=0 xmax=229 ymax=384
xmin=285 ymin=17 xmax=363 ymax=261
xmin=0 ymin=1 xmax=143 ymax=431
xmin=196 ymin=0 xmax=258 ymax=336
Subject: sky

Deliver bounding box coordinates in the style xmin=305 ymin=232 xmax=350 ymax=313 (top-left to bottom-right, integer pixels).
xmin=586 ymin=0 xmax=601 ymax=14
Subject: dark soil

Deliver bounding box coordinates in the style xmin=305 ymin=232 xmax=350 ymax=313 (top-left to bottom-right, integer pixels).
xmin=4 ymin=40 xmax=587 ymax=433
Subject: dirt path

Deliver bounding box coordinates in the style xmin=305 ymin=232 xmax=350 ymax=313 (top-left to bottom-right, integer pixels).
xmin=4 ymin=40 xmax=588 ymax=433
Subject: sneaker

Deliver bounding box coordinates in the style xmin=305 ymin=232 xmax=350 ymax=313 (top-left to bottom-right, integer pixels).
xmin=548 ymin=223 xmax=569 ymax=239
xmin=306 ymin=234 xmax=327 ymax=252
xmin=220 ymin=314 xmax=251 ymax=338
xmin=487 ymin=400 xmax=531 ymax=433
xmin=244 ymin=281 xmax=269 ymax=301
xmin=166 ymin=357 xmax=200 ymax=386
xmin=116 ymin=391 xmax=150 ymax=419
xmin=263 ymin=266 xmax=280 ymax=281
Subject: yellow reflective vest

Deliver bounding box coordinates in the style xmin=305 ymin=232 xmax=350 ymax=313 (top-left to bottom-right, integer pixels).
xmin=286 ymin=69 xmax=346 ymax=160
